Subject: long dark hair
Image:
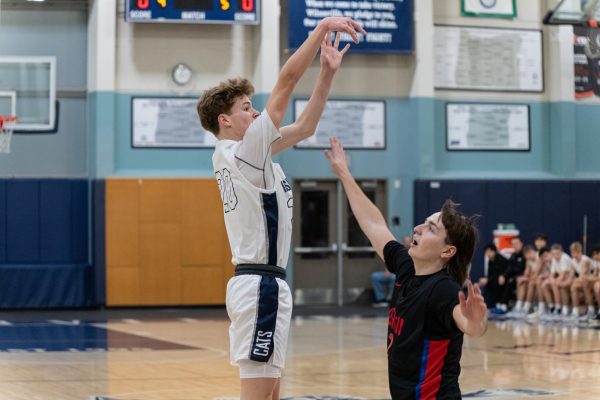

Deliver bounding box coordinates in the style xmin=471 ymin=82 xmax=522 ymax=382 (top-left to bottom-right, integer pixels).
xmin=440 ymin=200 xmax=479 ymax=285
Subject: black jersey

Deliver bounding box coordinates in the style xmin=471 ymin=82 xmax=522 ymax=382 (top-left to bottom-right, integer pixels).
xmin=384 ymin=240 xmax=463 ymax=400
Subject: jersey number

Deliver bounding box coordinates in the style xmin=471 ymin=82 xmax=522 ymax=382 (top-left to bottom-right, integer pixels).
xmin=216 ymin=168 xmax=238 ymax=213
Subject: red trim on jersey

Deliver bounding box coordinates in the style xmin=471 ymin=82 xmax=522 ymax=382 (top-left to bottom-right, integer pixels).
xmin=419 ymin=338 xmax=450 ymax=399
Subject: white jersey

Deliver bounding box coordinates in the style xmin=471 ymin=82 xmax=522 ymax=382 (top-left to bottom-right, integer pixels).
xmin=213 ymin=111 xmax=294 ymax=371
xmin=551 ymin=252 xmax=572 ymax=274
xmin=591 ymin=260 xmax=600 ymax=275
xmin=212 ymin=112 xmax=293 ymax=268
xmin=528 ymin=259 xmax=538 ymax=273
xmin=572 ymin=255 xmax=592 ymax=275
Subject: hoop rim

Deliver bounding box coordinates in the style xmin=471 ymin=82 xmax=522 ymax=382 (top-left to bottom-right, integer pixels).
xmin=0 ymin=115 xmax=16 ymax=130
xmin=0 ymin=115 xmax=17 ymax=122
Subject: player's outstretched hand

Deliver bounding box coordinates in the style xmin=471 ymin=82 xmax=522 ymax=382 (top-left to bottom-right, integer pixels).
xmin=318 ymin=17 xmax=367 ymax=44
xmin=320 ymin=32 xmax=350 ymax=74
xmin=458 ymin=280 xmax=487 ymax=329
xmin=324 ymin=137 xmax=350 ymax=178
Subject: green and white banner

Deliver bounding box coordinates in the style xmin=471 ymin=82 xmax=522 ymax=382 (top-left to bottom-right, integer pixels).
xmin=462 ymin=0 xmax=517 ymax=18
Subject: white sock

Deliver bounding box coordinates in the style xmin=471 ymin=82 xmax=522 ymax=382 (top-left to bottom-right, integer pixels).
xmin=562 ymin=305 xmax=569 ymax=315
xmin=588 ymin=306 xmax=596 ymax=314
xmin=571 ymin=307 xmax=579 ymax=316
xmin=539 ymin=302 xmax=546 ymax=313
xmin=515 ymin=300 xmax=523 ymax=311
xmin=523 ymin=301 xmax=531 ymax=312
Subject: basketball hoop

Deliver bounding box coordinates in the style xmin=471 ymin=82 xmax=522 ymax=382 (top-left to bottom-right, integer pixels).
xmin=0 ymin=115 xmax=16 ymax=154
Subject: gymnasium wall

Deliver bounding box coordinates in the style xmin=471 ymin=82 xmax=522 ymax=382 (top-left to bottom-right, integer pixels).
xmin=1 ymin=0 xmax=600 ymax=307
xmin=0 ymin=6 xmax=88 ymax=177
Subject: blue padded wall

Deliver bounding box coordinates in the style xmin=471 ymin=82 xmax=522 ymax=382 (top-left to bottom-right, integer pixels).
xmin=6 ymin=180 xmax=40 ymax=263
xmin=71 ymin=181 xmax=89 ymax=263
xmin=415 ymin=180 xmax=600 ymax=281
xmin=0 ymin=179 xmax=92 ymax=308
xmin=40 ymin=180 xmax=72 ymax=262
xmin=92 ymin=180 xmax=105 ymax=305
xmin=0 ymin=181 xmax=5 ymax=263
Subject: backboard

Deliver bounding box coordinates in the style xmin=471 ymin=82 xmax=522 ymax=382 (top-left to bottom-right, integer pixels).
xmin=0 ymin=56 xmax=56 ymax=132
xmin=544 ymin=0 xmax=600 ymax=25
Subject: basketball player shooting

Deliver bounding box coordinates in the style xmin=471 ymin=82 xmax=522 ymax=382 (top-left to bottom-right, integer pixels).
xmin=196 ymin=17 xmax=366 ymax=400
xmin=325 ymin=136 xmax=487 ymax=399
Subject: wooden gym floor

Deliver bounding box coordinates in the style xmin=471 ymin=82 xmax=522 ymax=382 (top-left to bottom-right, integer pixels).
xmin=0 ymin=307 xmax=598 ymax=400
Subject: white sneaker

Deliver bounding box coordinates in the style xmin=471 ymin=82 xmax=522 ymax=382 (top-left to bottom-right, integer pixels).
xmin=540 ymin=311 xmax=555 ymax=322
xmin=526 ymin=310 xmax=542 ymax=320
xmin=579 ymin=310 xmax=595 ymax=322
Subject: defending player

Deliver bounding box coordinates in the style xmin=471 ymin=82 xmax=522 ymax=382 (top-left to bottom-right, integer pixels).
xmin=196 ymin=17 xmax=366 ymax=400
xmin=324 ymin=137 xmax=486 ymax=399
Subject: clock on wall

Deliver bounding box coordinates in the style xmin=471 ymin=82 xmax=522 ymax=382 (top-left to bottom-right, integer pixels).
xmin=171 ymin=63 xmax=193 ymax=86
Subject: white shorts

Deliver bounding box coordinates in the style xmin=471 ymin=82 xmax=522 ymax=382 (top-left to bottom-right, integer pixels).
xmin=226 ymin=274 xmax=292 ymax=372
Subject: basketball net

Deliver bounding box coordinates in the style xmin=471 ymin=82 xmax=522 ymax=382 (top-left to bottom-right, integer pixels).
xmin=0 ymin=116 xmax=16 ymax=154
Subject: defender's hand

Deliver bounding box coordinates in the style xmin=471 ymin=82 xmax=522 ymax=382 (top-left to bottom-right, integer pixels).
xmin=324 ymin=137 xmax=350 ymax=178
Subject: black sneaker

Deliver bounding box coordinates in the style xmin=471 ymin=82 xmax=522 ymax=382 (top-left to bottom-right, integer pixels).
xmin=590 ymin=313 xmax=600 ymax=325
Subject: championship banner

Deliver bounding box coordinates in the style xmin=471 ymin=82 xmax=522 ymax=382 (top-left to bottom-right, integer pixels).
xmin=288 ymin=0 xmax=414 ymax=54
xmin=461 ymin=0 xmax=516 ymax=18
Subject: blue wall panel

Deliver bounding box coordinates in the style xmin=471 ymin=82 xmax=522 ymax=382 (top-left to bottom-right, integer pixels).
xmin=413 ymin=181 xmax=430 ymax=227
xmin=0 ymin=181 xmax=5 ymax=263
xmin=569 ymin=182 xmax=600 ymax=249
xmin=71 ymin=181 xmax=88 ymax=263
xmin=542 ymin=182 xmax=571 ymax=248
xmin=93 ymin=180 xmax=105 ymax=305
xmin=485 ymin=182 xmax=516 ymax=234
xmin=514 ymin=182 xmax=545 ymax=245
xmin=6 ymin=181 xmax=40 ymax=263
xmin=40 ymin=180 xmax=72 ymax=262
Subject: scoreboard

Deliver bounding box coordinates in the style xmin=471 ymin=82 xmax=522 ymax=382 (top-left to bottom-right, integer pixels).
xmin=125 ymin=0 xmax=260 ymax=25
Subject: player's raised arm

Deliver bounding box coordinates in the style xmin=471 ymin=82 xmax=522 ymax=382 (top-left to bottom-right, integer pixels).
xmin=273 ymin=32 xmax=351 ymax=155
xmin=265 ymin=17 xmax=365 ymax=129
xmin=324 ymin=137 xmax=395 ymax=260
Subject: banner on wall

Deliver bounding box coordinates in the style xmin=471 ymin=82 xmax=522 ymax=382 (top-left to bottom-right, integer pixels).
xmin=461 ymin=0 xmax=516 ymax=18
xmin=288 ymin=0 xmax=414 ymax=54
xmin=574 ymin=25 xmax=600 ymax=99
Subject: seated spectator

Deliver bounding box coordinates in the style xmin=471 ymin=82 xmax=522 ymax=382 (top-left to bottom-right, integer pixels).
xmin=533 ymin=233 xmax=548 ymax=252
xmin=587 ymin=245 xmax=600 ymax=322
xmin=525 ymin=247 xmax=552 ymax=319
xmin=479 ymin=243 xmax=510 ymax=313
xmin=506 ymin=244 xmax=537 ymax=317
xmin=543 ymin=243 xmax=572 ymax=320
xmin=498 ymin=237 xmax=526 ymax=309
xmin=569 ymin=242 xmax=595 ymax=320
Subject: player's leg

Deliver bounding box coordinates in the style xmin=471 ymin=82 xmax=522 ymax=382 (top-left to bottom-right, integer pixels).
xmin=551 ymin=279 xmax=563 ymax=316
xmin=543 ymin=279 xmax=559 ymax=319
xmin=241 ymin=377 xmax=278 ymax=400
xmin=272 ymin=378 xmax=281 ymax=400
xmin=508 ymin=276 xmax=528 ymax=317
xmin=592 ymin=280 xmax=600 ymax=321
xmin=559 ymin=278 xmax=573 ymax=318
xmin=570 ymin=279 xmax=583 ymax=318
